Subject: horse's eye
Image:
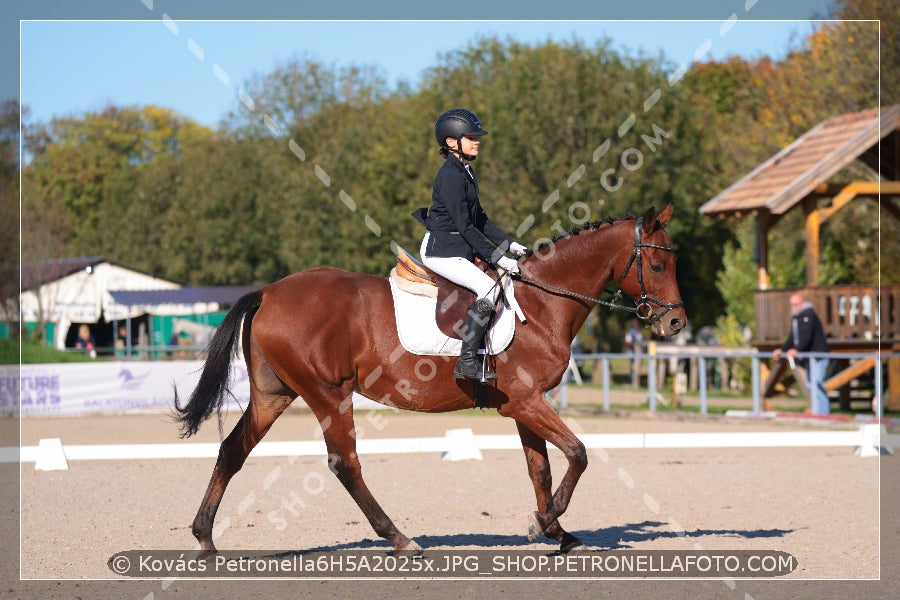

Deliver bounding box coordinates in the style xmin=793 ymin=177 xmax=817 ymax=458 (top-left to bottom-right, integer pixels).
xmin=650 ymin=264 xmax=663 ymax=273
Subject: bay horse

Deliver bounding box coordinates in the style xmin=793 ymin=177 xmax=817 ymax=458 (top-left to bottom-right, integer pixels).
xmin=175 ymin=203 xmax=686 ymax=555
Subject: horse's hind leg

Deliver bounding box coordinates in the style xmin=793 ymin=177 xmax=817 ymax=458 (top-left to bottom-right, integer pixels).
xmin=515 ymin=421 xmax=583 ymax=553
xmin=305 ymin=385 xmax=421 ymax=554
xmin=191 ymin=384 xmax=293 ymax=553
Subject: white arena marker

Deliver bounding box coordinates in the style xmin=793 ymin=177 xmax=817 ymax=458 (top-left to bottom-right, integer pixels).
xmin=35 ymin=438 xmax=68 ymax=471
xmin=442 ymin=428 xmax=483 ymax=461
xmin=855 ymin=423 xmax=894 ymax=457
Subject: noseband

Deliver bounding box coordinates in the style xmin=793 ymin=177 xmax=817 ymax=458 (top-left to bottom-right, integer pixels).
xmin=515 ymin=217 xmax=683 ymax=323
xmin=615 ymin=217 xmax=684 ymax=324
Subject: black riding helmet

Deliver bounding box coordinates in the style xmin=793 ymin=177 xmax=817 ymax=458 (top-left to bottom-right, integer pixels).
xmin=434 ymin=108 xmax=488 ymax=161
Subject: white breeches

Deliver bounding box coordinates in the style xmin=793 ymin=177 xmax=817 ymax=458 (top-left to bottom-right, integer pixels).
xmin=420 ymin=232 xmax=499 ymax=303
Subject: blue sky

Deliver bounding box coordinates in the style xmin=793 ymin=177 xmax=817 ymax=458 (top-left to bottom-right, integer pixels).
xmin=20 ymin=19 xmax=824 ymax=128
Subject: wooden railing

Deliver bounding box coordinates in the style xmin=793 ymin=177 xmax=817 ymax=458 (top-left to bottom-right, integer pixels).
xmin=755 ymin=284 xmax=900 ymax=345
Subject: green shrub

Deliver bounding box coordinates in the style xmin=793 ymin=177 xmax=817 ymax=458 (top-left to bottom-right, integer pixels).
xmin=0 ymin=339 xmax=93 ymax=364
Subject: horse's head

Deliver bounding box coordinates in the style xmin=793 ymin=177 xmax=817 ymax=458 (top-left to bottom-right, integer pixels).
xmin=615 ymin=204 xmax=687 ymax=337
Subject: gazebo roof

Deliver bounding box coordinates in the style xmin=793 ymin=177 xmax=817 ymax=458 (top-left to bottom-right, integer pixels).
xmin=700 ymin=105 xmax=900 ymax=217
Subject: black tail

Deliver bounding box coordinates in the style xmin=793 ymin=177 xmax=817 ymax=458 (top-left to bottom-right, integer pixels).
xmin=174 ymin=289 xmax=264 ymax=438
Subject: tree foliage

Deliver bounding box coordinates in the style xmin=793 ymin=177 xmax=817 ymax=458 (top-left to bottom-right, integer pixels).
xmin=0 ymin=101 xmax=20 ymax=331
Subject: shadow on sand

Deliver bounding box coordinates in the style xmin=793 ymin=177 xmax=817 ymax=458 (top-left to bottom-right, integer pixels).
xmin=264 ymin=519 xmax=794 ymax=554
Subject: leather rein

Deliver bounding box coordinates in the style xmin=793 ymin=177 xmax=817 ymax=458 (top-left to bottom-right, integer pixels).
xmin=514 ymin=217 xmax=684 ymax=324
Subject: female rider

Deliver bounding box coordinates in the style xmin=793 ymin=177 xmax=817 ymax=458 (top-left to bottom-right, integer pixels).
xmin=413 ymin=108 xmax=526 ymax=380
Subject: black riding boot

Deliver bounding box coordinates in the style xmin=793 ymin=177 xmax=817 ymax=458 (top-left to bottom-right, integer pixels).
xmin=453 ymin=298 xmax=497 ymax=381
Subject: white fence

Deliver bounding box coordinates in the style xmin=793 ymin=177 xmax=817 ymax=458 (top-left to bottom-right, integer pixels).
xmin=1 ymin=349 xmax=891 ymax=418
xmin=565 ymin=349 xmax=890 ymax=417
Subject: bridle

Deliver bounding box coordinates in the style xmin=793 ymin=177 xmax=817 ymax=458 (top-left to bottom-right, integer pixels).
xmin=615 ymin=216 xmax=684 ymax=323
xmin=514 ymin=217 xmax=684 ymax=323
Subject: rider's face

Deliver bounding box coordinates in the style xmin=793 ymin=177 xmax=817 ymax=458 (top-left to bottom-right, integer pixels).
xmin=446 ymin=135 xmax=481 ymax=160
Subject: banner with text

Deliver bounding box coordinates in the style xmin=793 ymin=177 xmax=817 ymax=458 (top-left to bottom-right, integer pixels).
xmin=0 ymin=361 xmax=250 ymax=417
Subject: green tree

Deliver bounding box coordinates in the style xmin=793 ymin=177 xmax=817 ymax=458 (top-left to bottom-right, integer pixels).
xmin=159 ymin=135 xmax=296 ymax=284
xmin=822 ymin=0 xmax=897 ymax=104
xmin=23 ymin=105 xmax=214 ymax=257
xmin=0 ymin=101 xmax=20 ymax=332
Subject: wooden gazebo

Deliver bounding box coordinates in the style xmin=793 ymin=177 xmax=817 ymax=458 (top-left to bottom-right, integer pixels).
xmin=700 ymin=105 xmax=900 ymax=411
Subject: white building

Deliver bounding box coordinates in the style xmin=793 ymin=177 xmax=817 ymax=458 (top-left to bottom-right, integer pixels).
xmin=19 ymin=258 xmax=204 ymax=349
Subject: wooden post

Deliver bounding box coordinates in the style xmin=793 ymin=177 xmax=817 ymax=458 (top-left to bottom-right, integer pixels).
xmin=763 ymin=359 xmax=788 ymax=412
xmin=824 ymin=357 xmax=875 ymax=391
xmin=803 ymin=198 xmax=820 ymax=286
xmin=756 ymin=211 xmax=771 ymax=290
xmin=889 ymin=344 xmax=900 ymax=412
xmin=688 ymin=356 xmax=698 ymax=391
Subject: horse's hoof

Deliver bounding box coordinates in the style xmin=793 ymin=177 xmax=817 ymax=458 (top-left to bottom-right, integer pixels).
xmin=527 ymin=512 xmax=545 ymax=542
xmin=196 ymin=547 xmax=218 ymax=561
xmin=395 ymin=540 xmax=424 ymax=556
xmin=559 ymin=534 xmax=583 ymax=554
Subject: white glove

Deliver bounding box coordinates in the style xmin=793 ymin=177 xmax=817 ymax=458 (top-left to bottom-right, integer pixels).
xmin=497 ymin=256 xmax=520 ymax=274
xmin=509 ymin=241 xmax=528 ymax=256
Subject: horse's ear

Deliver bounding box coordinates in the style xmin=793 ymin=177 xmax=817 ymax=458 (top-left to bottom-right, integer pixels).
xmin=642 ymin=206 xmax=657 ymax=234
xmin=657 ymin=202 xmax=674 ymax=226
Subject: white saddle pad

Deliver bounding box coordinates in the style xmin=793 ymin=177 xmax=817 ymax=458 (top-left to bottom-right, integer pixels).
xmin=389 ymin=271 xmax=522 ymax=356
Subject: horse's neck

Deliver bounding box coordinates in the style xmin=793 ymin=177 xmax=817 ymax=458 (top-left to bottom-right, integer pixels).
xmin=520 ymin=221 xmax=630 ymax=334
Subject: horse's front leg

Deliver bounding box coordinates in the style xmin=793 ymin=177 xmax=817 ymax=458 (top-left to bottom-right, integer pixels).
xmin=502 ymin=396 xmax=587 ymax=552
xmin=515 ymin=421 xmax=583 ymax=553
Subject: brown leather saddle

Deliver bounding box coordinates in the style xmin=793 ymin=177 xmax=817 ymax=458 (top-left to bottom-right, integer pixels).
xmin=394 ymin=247 xmax=497 ymax=340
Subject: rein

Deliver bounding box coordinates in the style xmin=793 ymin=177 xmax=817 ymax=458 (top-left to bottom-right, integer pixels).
xmin=514 ymin=217 xmax=684 ymax=323
xmin=515 ymin=273 xmax=634 ymax=313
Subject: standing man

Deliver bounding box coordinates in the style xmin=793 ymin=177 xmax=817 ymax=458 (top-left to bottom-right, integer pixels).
xmin=773 ymin=292 xmax=831 ymax=415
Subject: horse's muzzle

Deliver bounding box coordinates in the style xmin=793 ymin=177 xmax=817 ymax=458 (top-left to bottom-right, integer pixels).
xmin=651 ymin=311 xmax=686 ymax=338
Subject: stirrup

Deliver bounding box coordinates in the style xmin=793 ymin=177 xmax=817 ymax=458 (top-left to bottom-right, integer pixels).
xmin=453 ymin=357 xmax=497 ymax=381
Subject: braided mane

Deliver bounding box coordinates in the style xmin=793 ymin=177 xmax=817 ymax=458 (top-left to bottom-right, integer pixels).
xmin=528 ymin=214 xmax=641 ymax=255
